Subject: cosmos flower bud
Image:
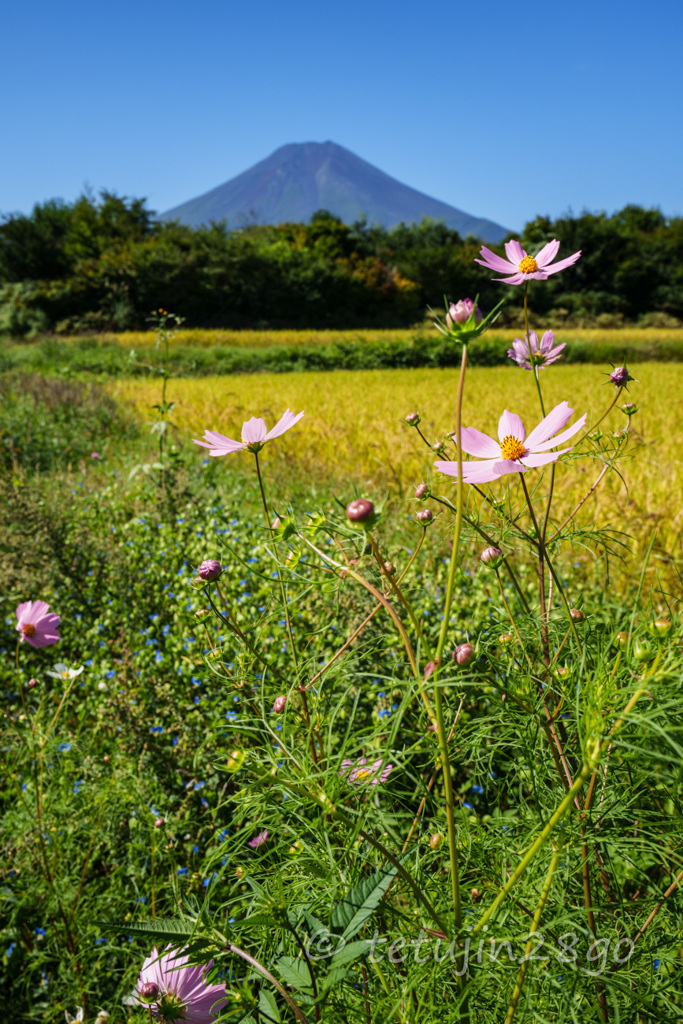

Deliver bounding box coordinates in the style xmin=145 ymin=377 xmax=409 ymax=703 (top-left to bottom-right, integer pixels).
xmin=480 ymin=546 xmax=502 ymax=567
xmin=27 ymin=678 xmax=38 ymax=689
xmin=633 ymin=639 xmax=655 ymax=663
xmin=383 ymin=561 xmax=394 ymax=575
xmin=154 ymin=817 xmax=165 ymax=828
xmin=429 ymin=833 xmax=443 ymax=850
xmin=650 ymin=619 xmax=672 ymax=638
xmin=138 ymin=982 xmax=160 ymax=1001
xmin=448 ymin=299 xmax=483 ymax=326
xmin=552 ymin=665 xmax=570 ymax=681
xmin=499 ymin=633 xmax=514 ymax=646
xmin=453 ymin=643 xmax=475 ymax=666
xmin=615 ymin=630 xmax=629 ymax=648
xmin=471 ymin=888 xmax=482 ymax=902
xmin=273 ymin=695 xmax=287 ymax=713
xmin=103 ymin=755 xmax=110 ymax=763
xmin=431 ymin=439 xmax=447 ymax=455
xmin=271 ymin=516 xmax=281 ymax=529
xmin=415 ymin=482 xmax=430 ymax=500
xmin=346 ymin=499 xmax=375 ymax=523
xmin=416 ymin=509 xmax=433 ymax=525
xmin=621 ymin=402 xmax=637 ymax=416
xmin=569 ymin=608 xmax=585 ymax=622
xmin=405 ymin=412 xmax=421 ymax=426
xmin=608 ymin=365 xmax=636 ymax=388
xmin=196 ymin=560 xmax=222 ymax=582
xmin=194 ymin=609 xmax=211 ymax=620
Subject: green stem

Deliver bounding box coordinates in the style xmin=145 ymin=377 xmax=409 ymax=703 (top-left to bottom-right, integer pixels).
xmin=431 ymin=343 xmax=469 ymax=935
xmin=472 ymin=764 xmax=592 ymax=936
xmin=367 ymin=533 xmax=432 ymax=657
xmin=254 ymin=451 xmax=299 ymax=673
xmin=523 ymin=282 xmax=545 ymax=417
xmin=504 ymin=846 xmax=560 ymax=1024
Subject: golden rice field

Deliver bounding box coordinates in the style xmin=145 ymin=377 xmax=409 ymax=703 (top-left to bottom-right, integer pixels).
xmin=113 ymin=363 xmax=683 ymax=581
xmin=96 ymin=327 xmax=683 ymax=349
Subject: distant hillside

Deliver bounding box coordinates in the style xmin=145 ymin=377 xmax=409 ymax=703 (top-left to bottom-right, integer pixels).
xmin=161 ymin=141 xmax=510 ymax=242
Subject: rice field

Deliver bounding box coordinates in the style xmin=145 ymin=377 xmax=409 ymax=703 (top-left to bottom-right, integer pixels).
xmin=112 ymin=362 xmax=683 ymax=578
xmin=93 ymin=326 xmax=683 ymax=350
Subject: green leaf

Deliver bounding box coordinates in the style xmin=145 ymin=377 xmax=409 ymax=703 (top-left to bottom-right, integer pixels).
xmin=329 ymin=938 xmax=373 ymax=969
xmin=302 ymin=911 xmax=327 ymax=937
xmin=329 ymin=862 xmax=398 ymax=940
xmin=258 ymin=989 xmax=281 ymax=1023
xmin=275 ymin=955 xmax=314 ymax=992
xmin=99 ymin=917 xmax=198 ymax=940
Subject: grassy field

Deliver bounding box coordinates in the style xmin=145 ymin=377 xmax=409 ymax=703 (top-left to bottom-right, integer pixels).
xmin=112 ymin=362 xmax=683 ymax=577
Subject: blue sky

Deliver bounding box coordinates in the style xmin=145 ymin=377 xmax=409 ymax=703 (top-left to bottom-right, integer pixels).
xmin=2 ymin=0 xmax=682 ymax=231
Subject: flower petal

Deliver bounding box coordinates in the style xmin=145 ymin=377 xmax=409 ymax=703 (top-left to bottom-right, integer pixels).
xmin=435 ymin=458 xmax=510 ymax=484
xmin=458 ymin=427 xmax=501 ymax=458
xmin=240 ymin=417 xmax=268 ymax=444
xmin=491 ymin=272 xmax=528 ymax=285
xmin=528 ymin=413 xmax=587 ymax=452
xmin=534 ymin=240 xmax=561 ymax=267
xmin=264 ymin=408 xmax=304 ymax=441
xmin=543 ymin=250 xmax=581 ymax=275
xmin=505 ymin=239 xmax=525 ymax=264
xmin=193 ymin=432 xmax=245 ymax=454
xmin=519 ymin=447 xmax=574 ymax=468
xmin=498 ymin=410 xmax=526 ymax=443
xmin=474 ymin=247 xmax=517 ymax=274
xmin=524 ymin=402 xmax=574 ymax=449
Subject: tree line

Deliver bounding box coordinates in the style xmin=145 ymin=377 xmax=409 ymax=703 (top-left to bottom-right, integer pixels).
xmin=1 ymin=192 xmax=682 ymax=335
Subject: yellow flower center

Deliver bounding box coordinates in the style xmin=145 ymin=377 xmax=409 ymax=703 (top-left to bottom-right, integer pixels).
xmin=518 ymin=256 xmax=538 ymax=274
xmin=499 ymin=436 xmax=527 ymax=460
xmin=355 ymin=769 xmax=371 ymax=780
xmin=22 ymin=623 xmax=36 ymax=637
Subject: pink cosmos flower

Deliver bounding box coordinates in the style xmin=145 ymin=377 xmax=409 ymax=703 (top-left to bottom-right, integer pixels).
xmin=248 ymin=829 xmax=268 ymax=849
xmin=193 ymin=409 xmax=304 ymax=456
xmin=137 ymin=946 xmax=227 ymax=1023
xmin=434 ymin=402 xmax=587 ymax=485
xmin=339 ymin=757 xmax=393 ymax=787
xmin=508 ymin=330 xmax=566 ymax=370
xmin=475 ymin=239 xmax=581 ymax=285
xmin=15 ymin=601 xmax=61 ymax=648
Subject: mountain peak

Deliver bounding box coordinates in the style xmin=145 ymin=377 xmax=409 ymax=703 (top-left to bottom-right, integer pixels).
xmin=162 ymin=141 xmax=510 ymax=242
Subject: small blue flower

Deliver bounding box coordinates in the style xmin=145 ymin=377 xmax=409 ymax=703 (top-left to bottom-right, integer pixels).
xmin=34 ymin=927 xmax=46 ymax=938
xmin=94 ymin=937 xmax=107 ymax=946
xmin=177 ymin=867 xmax=189 ymax=876
xmin=472 ymin=785 xmax=484 ymax=794
xmin=6 ymin=942 xmax=15 ymax=956
xmin=58 ymin=743 xmax=71 ymax=752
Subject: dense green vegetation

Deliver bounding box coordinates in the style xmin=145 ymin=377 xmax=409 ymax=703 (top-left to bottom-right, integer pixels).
xmin=5 ymin=330 xmax=683 ymax=378
xmin=1 ymin=193 xmax=682 ymax=334
xmin=2 ymin=372 xmax=683 ymax=1023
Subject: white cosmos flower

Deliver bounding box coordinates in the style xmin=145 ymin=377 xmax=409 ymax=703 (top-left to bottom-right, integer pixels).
xmin=47 ymin=664 xmax=84 ymax=681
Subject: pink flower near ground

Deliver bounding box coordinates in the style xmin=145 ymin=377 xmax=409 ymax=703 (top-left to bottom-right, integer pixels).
xmin=508 ymin=330 xmax=566 ymax=370
xmin=475 ymin=239 xmax=581 ymax=285
xmin=137 ymin=946 xmax=227 ymax=1023
xmin=193 ymin=409 xmax=304 ymax=456
xmin=15 ymin=601 xmax=61 ymax=648
xmin=248 ymin=830 xmax=268 ymax=849
xmin=434 ymin=402 xmax=587 ymax=485
xmin=339 ymin=757 xmax=393 ymax=787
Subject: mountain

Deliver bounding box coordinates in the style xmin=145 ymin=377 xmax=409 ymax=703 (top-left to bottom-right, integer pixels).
xmin=161 ymin=141 xmax=510 ymax=242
